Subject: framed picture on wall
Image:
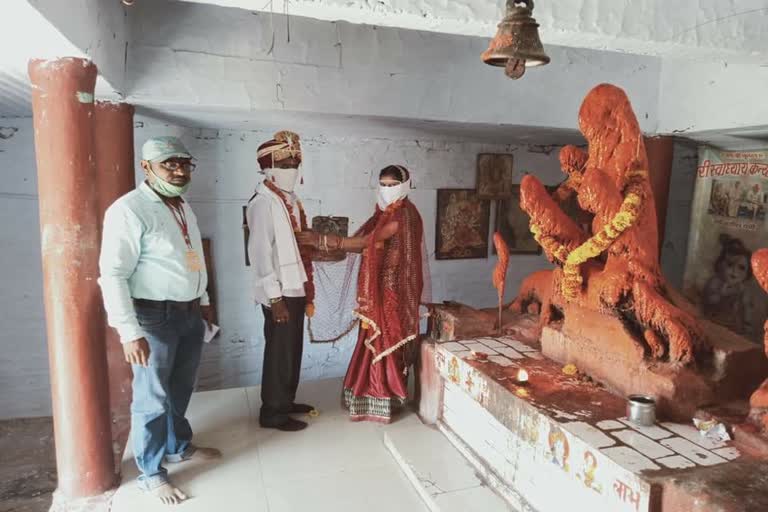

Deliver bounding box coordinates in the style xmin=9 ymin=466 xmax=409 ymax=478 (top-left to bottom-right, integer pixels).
xmin=494 ymin=185 xmax=542 ymax=255
xmin=435 ymin=189 xmax=491 ymax=260
xmin=476 ymin=153 xmax=514 ymax=200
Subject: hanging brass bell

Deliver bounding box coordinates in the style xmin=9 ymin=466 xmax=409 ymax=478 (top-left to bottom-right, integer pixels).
xmin=482 ymin=0 xmax=550 ymax=79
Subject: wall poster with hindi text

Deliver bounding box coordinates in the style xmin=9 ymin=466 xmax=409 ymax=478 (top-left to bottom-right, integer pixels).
xmin=682 ymin=147 xmax=768 ymax=344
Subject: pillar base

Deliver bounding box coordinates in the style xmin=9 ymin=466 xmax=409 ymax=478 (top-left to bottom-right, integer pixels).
xmin=49 ymin=488 xmax=116 ymax=512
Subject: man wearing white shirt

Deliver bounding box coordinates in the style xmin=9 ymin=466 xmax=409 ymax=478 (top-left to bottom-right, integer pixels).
xmin=247 ymin=131 xmax=315 ymax=432
xmin=99 ymin=136 xmax=220 ymax=505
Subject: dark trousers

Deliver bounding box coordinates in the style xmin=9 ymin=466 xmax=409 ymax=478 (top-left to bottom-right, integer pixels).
xmin=260 ymin=297 xmax=306 ymax=423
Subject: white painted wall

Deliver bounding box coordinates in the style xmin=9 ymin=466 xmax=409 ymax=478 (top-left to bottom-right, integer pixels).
xmin=0 ymin=118 xmax=49 ymax=418
xmin=658 ymin=58 xmax=768 ymax=138
xmin=0 ymin=113 xmax=571 ymax=418
xmin=125 ymin=2 xmax=661 ymax=133
xmin=178 ymin=0 xmax=768 ymax=62
xmin=132 ymin=118 xmax=567 ymax=392
xmin=26 ymin=0 xmax=129 ymax=92
xmin=0 ymin=111 xmax=706 ymax=419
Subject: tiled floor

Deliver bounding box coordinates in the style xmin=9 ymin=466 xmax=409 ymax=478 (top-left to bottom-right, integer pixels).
xmin=111 ymin=377 xmax=429 ymax=512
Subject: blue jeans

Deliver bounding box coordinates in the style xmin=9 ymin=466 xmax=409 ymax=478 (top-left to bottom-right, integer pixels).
xmin=131 ymin=301 xmax=205 ymax=490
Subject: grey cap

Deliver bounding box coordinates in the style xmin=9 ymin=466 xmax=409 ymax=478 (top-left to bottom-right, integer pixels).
xmin=141 ymin=136 xmax=192 ymax=162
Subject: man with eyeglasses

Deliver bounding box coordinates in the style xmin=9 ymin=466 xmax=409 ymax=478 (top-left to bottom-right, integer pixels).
xmin=99 ymin=136 xmax=220 ymax=505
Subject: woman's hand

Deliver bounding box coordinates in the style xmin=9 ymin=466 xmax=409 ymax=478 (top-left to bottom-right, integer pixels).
xmin=295 ymin=230 xmax=320 ymax=248
xmin=376 ymin=221 xmax=399 ymax=242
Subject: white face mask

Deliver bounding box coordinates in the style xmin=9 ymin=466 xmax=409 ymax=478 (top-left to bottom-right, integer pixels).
xmin=265 ymin=168 xmax=300 ymax=192
xmin=377 ymin=179 xmax=410 ymax=209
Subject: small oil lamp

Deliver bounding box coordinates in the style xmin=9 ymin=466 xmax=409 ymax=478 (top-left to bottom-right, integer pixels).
xmin=515 ymin=368 xmax=529 ymax=385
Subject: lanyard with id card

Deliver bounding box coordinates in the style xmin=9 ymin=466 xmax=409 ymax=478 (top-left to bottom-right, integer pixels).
xmin=165 ymin=200 xmax=203 ymax=272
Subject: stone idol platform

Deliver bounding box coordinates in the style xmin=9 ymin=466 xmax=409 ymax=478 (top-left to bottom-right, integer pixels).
xmin=541 ymin=301 xmax=768 ymax=422
xmin=419 ymin=305 xmax=768 ymax=512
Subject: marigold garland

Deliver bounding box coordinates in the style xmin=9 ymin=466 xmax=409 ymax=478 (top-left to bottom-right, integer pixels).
xmin=528 ymin=170 xmax=648 ymax=300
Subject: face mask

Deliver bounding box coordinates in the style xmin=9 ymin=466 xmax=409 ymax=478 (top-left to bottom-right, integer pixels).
xmin=377 ymin=179 xmax=410 ymax=209
xmin=265 ymin=168 xmax=300 ymax=192
xmin=148 ymin=167 xmax=190 ymax=197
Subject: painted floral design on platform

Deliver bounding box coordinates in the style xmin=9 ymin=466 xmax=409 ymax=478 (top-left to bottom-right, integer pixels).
xmin=548 ymin=425 xmax=571 ymax=472
xmin=448 ymin=357 xmax=460 ymax=384
xmin=577 ymin=450 xmax=603 ymax=494
xmin=521 ymin=413 xmax=541 ymax=446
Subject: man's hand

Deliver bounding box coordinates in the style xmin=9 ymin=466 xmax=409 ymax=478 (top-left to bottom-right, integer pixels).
xmin=200 ymin=305 xmax=214 ymax=329
xmin=272 ymin=299 xmax=290 ymax=324
xmin=123 ymin=338 xmax=150 ymax=367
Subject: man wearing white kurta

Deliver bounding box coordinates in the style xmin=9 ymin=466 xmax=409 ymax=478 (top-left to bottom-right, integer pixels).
xmin=247 ymin=130 xmax=315 ymax=432
xmin=99 ymin=136 xmax=220 ymax=505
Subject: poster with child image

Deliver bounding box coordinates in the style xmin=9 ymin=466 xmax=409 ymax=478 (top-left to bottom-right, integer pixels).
xmin=682 ymin=147 xmax=768 ymax=344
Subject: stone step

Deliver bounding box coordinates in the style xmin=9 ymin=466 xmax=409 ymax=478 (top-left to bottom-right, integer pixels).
xmin=384 ymin=414 xmax=513 ymax=512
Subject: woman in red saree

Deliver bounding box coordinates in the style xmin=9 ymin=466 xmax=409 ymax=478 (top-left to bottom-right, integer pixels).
xmin=298 ymin=165 xmax=426 ymax=423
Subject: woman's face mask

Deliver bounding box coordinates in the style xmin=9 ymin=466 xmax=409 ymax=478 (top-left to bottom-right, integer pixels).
xmin=377 ymin=178 xmax=410 ymax=209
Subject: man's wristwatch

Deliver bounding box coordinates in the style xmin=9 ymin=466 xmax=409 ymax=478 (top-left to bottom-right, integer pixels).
xmin=269 ymin=297 xmax=284 ymax=305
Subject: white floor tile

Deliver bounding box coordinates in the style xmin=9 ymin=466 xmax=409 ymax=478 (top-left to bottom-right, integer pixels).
xmin=712 ymin=447 xmax=741 ymax=461
xmin=601 ymin=446 xmax=660 ymax=472
xmin=476 ymin=338 xmax=508 ymax=349
xmin=659 ymin=437 xmax=727 ymax=467
xmin=618 ymin=418 xmax=674 ymax=440
xmin=498 ymin=338 xmax=536 ymax=352
xmin=596 ymin=420 xmax=625 ymax=431
xmin=564 ymin=422 xmax=617 ymax=448
xmin=111 ymin=378 xmax=428 ymax=512
xmin=660 ymin=422 xmax=728 ymax=450
xmin=612 ymin=430 xmax=674 ymax=459
xmin=265 ymin=463 xmax=427 ymax=512
xmin=385 ymin=415 xmax=483 ymax=494
xmin=433 ymin=485 xmax=510 ymax=512
xmin=657 ymin=455 xmax=697 ymax=469
xmin=489 ymin=355 xmax=515 ymax=367
xmin=186 ymin=387 xmax=251 ymax=434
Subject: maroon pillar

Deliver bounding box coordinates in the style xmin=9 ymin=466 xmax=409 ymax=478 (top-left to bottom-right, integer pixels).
xmin=645 ymin=136 xmax=675 ymax=254
xmin=28 ymin=58 xmax=116 ymax=498
xmin=94 ymin=101 xmax=136 ymax=474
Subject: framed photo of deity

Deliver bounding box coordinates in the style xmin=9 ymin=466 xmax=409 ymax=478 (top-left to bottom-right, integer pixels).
xmin=311 ymin=216 xmax=349 ymax=262
xmin=476 ymin=153 xmax=514 ymax=200
xmin=435 ymin=189 xmax=491 ymax=260
xmin=494 ymin=185 xmax=542 ymax=255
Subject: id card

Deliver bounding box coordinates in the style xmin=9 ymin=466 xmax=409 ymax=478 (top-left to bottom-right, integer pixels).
xmin=186 ymin=249 xmax=203 ymax=272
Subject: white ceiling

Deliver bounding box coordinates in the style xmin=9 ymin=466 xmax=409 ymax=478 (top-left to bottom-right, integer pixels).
xmin=0 ymin=1 xmax=122 ymax=119
xmin=177 ymin=0 xmax=768 ymax=63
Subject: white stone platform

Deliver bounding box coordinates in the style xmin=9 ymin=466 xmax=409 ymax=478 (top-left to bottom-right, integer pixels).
xmin=426 ymin=335 xmax=748 ymax=512
xmin=384 ymin=414 xmax=510 ymax=511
